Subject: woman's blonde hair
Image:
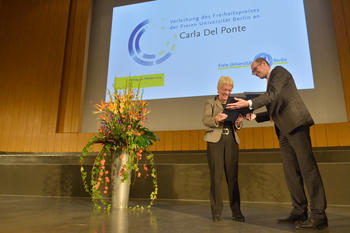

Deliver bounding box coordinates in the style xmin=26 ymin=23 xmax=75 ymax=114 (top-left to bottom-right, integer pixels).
xmin=217 ymin=76 xmax=233 ymax=89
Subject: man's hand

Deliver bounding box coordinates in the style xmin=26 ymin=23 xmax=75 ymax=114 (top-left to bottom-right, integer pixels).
xmin=226 ymin=97 xmax=249 ymax=110
xmin=245 ymin=113 xmax=256 ymax=121
xmin=215 ymin=112 xmax=228 ymax=123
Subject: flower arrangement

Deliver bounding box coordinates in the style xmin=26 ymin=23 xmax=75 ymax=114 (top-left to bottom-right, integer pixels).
xmin=80 ymin=83 xmax=158 ymax=210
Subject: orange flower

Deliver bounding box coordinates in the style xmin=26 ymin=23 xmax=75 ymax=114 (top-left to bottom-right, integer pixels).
xmin=137 ymin=172 xmax=141 ymax=177
xmin=100 ymin=159 xmax=105 ymax=166
xmin=104 ymin=190 xmax=108 ymax=194
xmin=143 ymin=164 xmax=148 ymax=171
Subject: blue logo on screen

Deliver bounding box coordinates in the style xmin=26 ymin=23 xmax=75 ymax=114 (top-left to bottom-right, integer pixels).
xmin=254 ymin=53 xmax=273 ymax=66
xmin=128 ymin=19 xmax=176 ymax=66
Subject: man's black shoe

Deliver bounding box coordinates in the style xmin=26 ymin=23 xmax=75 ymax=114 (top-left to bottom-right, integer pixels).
xmin=277 ymin=212 xmax=308 ymax=224
xmin=295 ymin=217 xmax=328 ymax=230
xmin=232 ymin=213 xmax=245 ymax=222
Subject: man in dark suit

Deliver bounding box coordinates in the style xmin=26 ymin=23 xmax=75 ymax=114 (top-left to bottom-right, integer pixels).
xmin=227 ymin=58 xmax=328 ymax=230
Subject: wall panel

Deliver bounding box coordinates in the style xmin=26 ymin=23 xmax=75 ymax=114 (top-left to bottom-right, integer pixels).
xmin=331 ymin=0 xmax=350 ymax=120
xmin=0 ymin=0 xmax=71 ymax=151
xmin=56 ymin=0 xmax=92 ymax=133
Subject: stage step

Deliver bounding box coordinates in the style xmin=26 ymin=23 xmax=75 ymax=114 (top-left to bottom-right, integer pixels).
xmin=0 ymin=148 xmax=349 ymax=205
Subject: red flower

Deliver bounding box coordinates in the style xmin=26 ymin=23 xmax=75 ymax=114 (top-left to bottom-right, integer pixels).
xmin=119 ymin=167 xmax=125 ymax=177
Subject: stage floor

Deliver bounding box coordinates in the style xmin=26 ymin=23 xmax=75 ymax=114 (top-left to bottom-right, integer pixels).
xmin=1 ymin=196 xmax=349 ymax=233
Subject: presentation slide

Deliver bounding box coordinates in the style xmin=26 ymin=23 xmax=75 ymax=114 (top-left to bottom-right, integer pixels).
xmin=106 ymin=0 xmax=314 ymax=100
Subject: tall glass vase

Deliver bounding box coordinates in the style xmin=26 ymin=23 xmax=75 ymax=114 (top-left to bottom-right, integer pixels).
xmin=111 ymin=152 xmax=131 ymax=208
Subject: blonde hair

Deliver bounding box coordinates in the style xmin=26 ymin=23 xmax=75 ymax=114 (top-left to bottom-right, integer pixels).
xmin=217 ymin=76 xmax=233 ymax=89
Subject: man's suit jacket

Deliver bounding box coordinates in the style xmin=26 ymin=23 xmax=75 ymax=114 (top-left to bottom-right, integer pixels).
xmin=202 ymin=97 xmax=241 ymax=143
xmin=252 ymin=66 xmax=314 ymax=135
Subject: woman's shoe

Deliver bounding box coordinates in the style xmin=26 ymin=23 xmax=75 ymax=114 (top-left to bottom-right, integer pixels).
xmin=212 ymin=215 xmax=221 ymax=222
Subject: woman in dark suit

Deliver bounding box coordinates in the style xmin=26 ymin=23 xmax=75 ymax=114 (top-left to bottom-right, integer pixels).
xmin=202 ymin=76 xmax=244 ymax=222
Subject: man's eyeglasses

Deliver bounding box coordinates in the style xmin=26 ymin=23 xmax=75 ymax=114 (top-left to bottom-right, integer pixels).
xmin=251 ymin=63 xmax=262 ymax=75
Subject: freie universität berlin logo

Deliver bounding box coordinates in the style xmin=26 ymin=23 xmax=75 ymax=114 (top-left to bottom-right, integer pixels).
xmin=254 ymin=53 xmax=273 ymax=66
xmin=128 ymin=19 xmax=176 ymax=66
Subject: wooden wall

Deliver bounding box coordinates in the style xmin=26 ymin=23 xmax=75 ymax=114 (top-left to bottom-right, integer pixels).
xmin=0 ymin=0 xmax=349 ymax=152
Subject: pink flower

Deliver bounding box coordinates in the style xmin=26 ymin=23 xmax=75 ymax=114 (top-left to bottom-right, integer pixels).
xmin=143 ymin=164 xmax=148 ymax=171
xmin=137 ymin=172 xmax=141 ymax=177
xmin=120 ymin=155 xmax=123 ymax=160
xmin=100 ymin=159 xmax=105 ymax=166
xmin=105 ymin=186 xmax=108 ymax=190
xmin=104 ymin=190 xmax=107 ymax=194
xmin=99 ymin=171 xmax=103 ymax=176
xmin=105 ymin=170 xmax=109 ymax=175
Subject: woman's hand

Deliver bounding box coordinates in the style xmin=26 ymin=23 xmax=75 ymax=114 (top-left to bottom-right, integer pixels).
xmin=215 ymin=112 xmax=228 ymax=123
xmin=235 ymin=114 xmax=244 ymax=128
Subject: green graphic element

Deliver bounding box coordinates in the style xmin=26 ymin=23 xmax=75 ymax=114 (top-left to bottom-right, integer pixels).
xmin=218 ymin=65 xmax=250 ymax=70
xmin=114 ymin=73 xmax=164 ymax=90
